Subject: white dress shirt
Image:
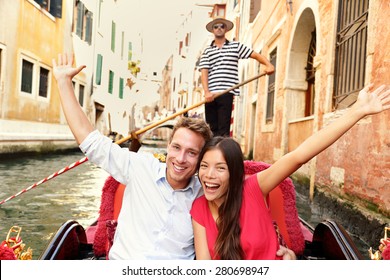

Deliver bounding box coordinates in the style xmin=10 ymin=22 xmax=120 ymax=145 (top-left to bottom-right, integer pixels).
xmin=80 ymin=130 xmax=202 ymax=259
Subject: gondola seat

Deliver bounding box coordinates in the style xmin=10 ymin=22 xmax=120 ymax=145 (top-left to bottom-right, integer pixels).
xmin=40 ymin=220 xmax=91 ymax=260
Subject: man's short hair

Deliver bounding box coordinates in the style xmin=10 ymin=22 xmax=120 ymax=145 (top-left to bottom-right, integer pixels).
xmin=170 ymin=117 xmax=213 ymax=144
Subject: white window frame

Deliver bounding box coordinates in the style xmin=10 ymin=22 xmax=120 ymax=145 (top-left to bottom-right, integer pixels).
xmin=37 ymin=63 xmax=51 ymax=102
xmin=19 ymin=54 xmax=37 ymax=99
xmin=19 ymin=53 xmax=51 ymax=102
xmin=72 ymin=78 xmax=86 ymax=110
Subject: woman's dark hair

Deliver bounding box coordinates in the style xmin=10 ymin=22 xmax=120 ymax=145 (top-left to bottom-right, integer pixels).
xmin=197 ymin=136 xmax=245 ymax=259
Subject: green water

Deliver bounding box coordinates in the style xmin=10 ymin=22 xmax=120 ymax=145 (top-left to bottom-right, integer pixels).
xmin=0 ymin=151 xmax=108 ymax=259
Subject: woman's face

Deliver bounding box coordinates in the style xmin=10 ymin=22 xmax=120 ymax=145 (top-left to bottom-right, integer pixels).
xmin=198 ymin=149 xmax=230 ymax=206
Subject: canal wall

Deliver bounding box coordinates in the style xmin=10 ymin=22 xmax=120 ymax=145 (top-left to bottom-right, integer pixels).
xmin=292 ymin=173 xmax=390 ymax=251
xmin=0 ymin=119 xmax=78 ymax=158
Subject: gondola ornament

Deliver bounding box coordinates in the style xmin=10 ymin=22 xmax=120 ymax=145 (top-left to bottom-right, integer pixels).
xmin=368 ymin=226 xmax=390 ymax=260
xmin=0 ymin=226 xmax=32 ymax=260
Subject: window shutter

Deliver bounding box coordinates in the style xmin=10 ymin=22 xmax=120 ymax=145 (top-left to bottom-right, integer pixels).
xmin=119 ymin=78 xmax=124 ymax=99
xmin=35 ymin=0 xmax=46 ymax=6
xmin=111 ymin=21 xmax=116 ymax=52
xmin=128 ymin=42 xmax=132 ymax=61
xmin=108 ymin=70 xmax=114 ymax=94
xmin=21 ymin=59 xmax=34 ymax=94
xmin=79 ymin=84 xmax=85 ymax=107
xmin=266 ymin=49 xmax=277 ymax=122
xmin=39 ymin=67 xmax=49 ymax=98
xmin=76 ymin=2 xmax=84 ymax=37
xmin=85 ymin=11 xmax=93 ymax=44
xmin=96 ymin=54 xmax=103 ymax=85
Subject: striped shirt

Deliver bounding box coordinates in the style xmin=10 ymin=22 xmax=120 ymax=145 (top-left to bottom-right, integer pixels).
xmin=199 ymin=40 xmax=253 ymax=95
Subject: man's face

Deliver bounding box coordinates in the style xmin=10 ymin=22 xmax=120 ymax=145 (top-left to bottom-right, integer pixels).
xmin=165 ymin=127 xmax=205 ymax=190
xmin=212 ymin=22 xmax=226 ymax=38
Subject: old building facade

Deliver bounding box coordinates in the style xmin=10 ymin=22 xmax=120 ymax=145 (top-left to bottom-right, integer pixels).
xmin=220 ymin=0 xmax=389 ymax=219
xmin=0 ymin=0 xmax=144 ymax=154
xmin=0 ymin=0 xmax=76 ymax=154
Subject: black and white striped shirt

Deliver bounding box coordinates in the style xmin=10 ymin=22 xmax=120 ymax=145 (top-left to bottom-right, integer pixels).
xmin=199 ymin=40 xmax=253 ymax=96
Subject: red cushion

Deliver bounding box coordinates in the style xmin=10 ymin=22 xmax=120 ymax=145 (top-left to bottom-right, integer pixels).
xmin=244 ymin=160 xmax=305 ymax=255
xmin=93 ymin=176 xmax=120 ymax=257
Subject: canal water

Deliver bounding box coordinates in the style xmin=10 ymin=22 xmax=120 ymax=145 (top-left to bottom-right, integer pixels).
xmin=0 ymin=150 xmax=108 ymax=259
xmin=0 ymin=147 xmax=370 ymax=260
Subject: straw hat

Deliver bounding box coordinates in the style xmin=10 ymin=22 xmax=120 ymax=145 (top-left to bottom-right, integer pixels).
xmin=205 ymin=17 xmax=234 ymax=33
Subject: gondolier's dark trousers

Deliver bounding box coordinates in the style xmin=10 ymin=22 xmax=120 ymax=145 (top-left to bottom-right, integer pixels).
xmin=205 ymin=93 xmax=234 ymax=137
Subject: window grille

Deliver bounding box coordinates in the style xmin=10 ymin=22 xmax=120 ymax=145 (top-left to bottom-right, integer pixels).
xmin=75 ymin=2 xmax=84 ymax=38
xmin=249 ymin=0 xmax=261 ymax=23
xmin=305 ymin=30 xmax=316 ymax=116
xmin=38 ymin=67 xmax=49 ymax=98
xmin=34 ymin=0 xmax=62 ymax=18
xmin=21 ymin=60 xmax=33 ymax=94
xmin=334 ymin=0 xmax=369 ymax=109
xmin=85 ymin=11 xmax=93 ymax=45
xmin=108 ymin=70 xmax=114 ymax=94
xmin=79 ymin=84 xmax=85 ymax=107
xmin=96 ymin=54 xmax=103 ymax=85
xmin=266 ymin=49 xmax=277 ymax=122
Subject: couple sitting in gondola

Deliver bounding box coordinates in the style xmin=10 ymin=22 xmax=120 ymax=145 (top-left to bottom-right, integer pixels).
xmin=52 ymin=53 xmax=390 ymax=260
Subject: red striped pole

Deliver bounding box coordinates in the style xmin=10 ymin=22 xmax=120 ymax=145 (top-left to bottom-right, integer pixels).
xmin=0 ymin=157 xmax=89 ymax=205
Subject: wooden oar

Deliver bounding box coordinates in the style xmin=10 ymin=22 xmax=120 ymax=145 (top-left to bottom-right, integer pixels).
xmin=0 ymin=72 xmax=266 ymax=205
xmin=115 ymin=72 xmax=266 ymax=145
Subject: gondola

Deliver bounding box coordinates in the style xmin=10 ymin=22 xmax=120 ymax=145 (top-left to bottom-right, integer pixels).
xmin=38 ymin=160 xmax=365 ymax=260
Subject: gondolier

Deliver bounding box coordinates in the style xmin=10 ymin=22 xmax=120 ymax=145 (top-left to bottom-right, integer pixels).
xmin=199 ymin=17 xmax=275 ymax=136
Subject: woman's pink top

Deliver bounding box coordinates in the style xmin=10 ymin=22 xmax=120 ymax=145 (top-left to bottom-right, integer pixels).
xmin=191 ymin=174 xmax=280 ymax=260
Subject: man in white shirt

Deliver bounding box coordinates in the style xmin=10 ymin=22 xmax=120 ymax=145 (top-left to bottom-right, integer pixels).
xmin=53 ymin=53 xmax=213 ymax=259
xmin=80 ymin=118 xmax=211 ymax=259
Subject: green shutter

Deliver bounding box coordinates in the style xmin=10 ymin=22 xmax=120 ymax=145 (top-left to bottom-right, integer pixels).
xmin=111 ymin=21 xmax=116 ymax=52
xmin=86 ymin=11 xmax=93 ymax=45
xmin=96 ymin=54 xmax=103 ymax=85
xmin=128 ymin=42 xmax=132 ymax=61
xmin=76 ymin=2 xmax=84 ymax=38
xmin=108 ymin=70 xmax=114 ymax=94
xmin=119 ymin=78 xmax=124 ymax=99
xmin=121 ymin=31 xmax=124 ymax=59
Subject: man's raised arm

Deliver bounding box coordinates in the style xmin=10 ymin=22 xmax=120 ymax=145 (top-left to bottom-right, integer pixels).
xmin=52 ymin=53 xmax=93 ymax=144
